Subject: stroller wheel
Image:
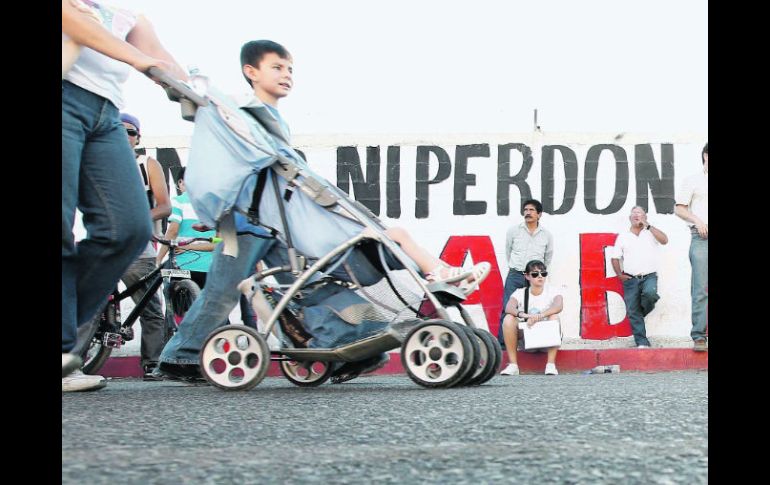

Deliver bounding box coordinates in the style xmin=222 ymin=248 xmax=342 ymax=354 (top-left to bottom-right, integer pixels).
xmin=464 ymin=328 xmax=502 ymax=386
xmin=455 ymin=325 xmax=482 ymax=387
xmin=200 ymin=326 xmax=270 ymax=391
xmin=400 ymin=320 xmax=477 ymax=388
xmin=280 ymin=360 xmax=333 ymax=387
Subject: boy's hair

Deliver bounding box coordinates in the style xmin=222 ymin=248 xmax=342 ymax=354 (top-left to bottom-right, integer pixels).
xmin=240 ymin=40 xmax=292 ymax=87
xmin=521 ymin=199 xmax=543 ymax=214
xmin=701 ymin=142 xmax=708 ymax=164
xmin=524 ymin=260 xmax=547 ymax=273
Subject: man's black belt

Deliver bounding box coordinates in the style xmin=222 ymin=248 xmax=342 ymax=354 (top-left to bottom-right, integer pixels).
xmin=623 ymin=272 xmax=657 ymax=280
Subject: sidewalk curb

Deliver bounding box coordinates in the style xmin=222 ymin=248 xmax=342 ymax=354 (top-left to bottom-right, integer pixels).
xmin=96 ymin=348 xmax=708 ymax=378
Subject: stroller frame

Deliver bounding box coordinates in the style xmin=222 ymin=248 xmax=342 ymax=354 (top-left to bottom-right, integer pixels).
xmin=150 ymin=68 xmax=502 ymax=390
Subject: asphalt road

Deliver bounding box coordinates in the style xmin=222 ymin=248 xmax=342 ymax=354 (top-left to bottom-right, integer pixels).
xmin=62 ymin=371 xmax=707 ymax=484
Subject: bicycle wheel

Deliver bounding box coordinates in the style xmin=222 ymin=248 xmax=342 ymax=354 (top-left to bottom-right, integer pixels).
xmin=76 ymin=313 xmax=113 ymax=375
xmin=170 ymin=279 xmax=201 ymax=321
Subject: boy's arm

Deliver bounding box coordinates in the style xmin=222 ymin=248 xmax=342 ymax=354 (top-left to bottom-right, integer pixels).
xmin=156 ymin=221 xmax=179 ymax=266
xmin=180 ymin=228 xmax=218 ymax=253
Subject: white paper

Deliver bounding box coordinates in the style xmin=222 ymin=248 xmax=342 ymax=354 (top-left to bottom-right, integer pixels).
xmin=519 ymin=319 xmax=562 ymax=350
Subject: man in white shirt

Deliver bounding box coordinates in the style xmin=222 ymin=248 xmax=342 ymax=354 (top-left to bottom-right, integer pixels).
xmin=675 ymin=143 xmax=708 ymax=352
xmin=497 ymin=199 xmax=554 ymax=346
xmin=611 ymin=206 xmax=669 ymax=348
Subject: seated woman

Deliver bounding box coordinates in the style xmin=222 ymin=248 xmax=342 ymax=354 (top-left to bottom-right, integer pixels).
xmin=499 ymin=259 xmax=563 ymax=376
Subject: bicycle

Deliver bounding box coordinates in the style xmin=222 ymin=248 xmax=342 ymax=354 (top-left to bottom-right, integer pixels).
xmin=75 ymin=235 xmax=220 ymax=374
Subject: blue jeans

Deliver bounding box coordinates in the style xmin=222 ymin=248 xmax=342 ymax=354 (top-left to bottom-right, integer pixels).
xmin=689 ymin=232 xmax=708 ymax=341
xmin=159 ymin=234 xmax=275 ymax=365
xmin=622 ymin=274 xmax=659 ymax=346
xmin=497 ymin=269 xmax=527 ymax=345
xmin=121 ymin=257 xmax=165 ymax=368
xmin=62 ymin=81 xmax=152 ymax=353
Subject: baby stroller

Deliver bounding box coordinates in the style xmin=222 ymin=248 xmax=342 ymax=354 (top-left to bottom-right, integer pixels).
xmin=152 ymin=68 xmax=502 ymax=391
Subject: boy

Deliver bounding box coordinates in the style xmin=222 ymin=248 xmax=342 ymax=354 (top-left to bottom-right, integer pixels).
xmin=156 ymin=40 xmax=290 ymax=380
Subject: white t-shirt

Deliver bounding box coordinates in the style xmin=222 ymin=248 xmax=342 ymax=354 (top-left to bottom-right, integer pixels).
xmin=64 ymin=1 xmax=138 ymax=109
xmin=609 ymin=229 xmax=661 ymax=276
xmin=509 ymin=285 xmax=561 ymax=319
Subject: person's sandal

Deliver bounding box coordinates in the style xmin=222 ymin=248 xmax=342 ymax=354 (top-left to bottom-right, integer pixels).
xmin=459 ymin=262 xmax=492 ymax=296
xmin=426 ymin=264 xmax=474 ymax=285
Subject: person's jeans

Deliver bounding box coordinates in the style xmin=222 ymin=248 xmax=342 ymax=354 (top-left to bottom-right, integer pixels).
xmin=622 ymin=274 xmax=659 ymax=346
xmin=62 ymin=81 xmax=152 ymax=353
xmin=121 ymin=257 xmax=165 ymax=368
xmin=159 ymin=234 xmax=275 ymax=365
xmin=497 ymin=269 xmax=527 ymax=346
xmin=689 ymin=232 xmax=708 ymax=341
xmin=240 ymin=294 xmax=258 ymax=329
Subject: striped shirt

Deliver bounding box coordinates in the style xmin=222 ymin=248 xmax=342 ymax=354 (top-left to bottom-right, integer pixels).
xmin=169 ymin=192 xmax=216 ymax=273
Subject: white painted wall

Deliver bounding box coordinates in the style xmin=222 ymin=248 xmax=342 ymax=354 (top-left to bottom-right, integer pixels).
xmin=74 ymin=132 xmax=705 ymax=356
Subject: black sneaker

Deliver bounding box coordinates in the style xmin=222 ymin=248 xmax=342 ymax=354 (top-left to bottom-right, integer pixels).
xmin=330 ymin=353 xmax=390 ymax=384
xmin=143 ymin=365 xmax=163 ymax=381
xmin=156 ymin=362 xmax=206 ymax=383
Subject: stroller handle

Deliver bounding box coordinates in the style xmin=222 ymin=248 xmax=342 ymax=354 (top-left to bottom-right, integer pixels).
xmin=146 ymin=66 xmax=209 ymax=121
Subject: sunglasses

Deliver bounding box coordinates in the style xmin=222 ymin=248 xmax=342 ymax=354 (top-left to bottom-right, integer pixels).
xmin=528 ymin=271 xmax=548 ymax=278
xmin=126 ymin=129 xmax=139 ymax=137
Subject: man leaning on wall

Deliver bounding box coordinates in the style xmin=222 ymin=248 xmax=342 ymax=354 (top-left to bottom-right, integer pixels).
xmin=675 ymin=143 xmax=708 ymax=352
xmin=610 ymin=206 xmax=668 ymax=348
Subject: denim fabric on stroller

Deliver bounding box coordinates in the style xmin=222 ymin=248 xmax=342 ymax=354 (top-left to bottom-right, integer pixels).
xmin=260 ymin=241 xmax=395 ymax=350
xmin=184 ymin=86 xmax=419 ymax=276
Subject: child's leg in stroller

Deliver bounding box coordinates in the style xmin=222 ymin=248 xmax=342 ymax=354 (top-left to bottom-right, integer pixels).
xmin=381 ymin=227 xmax=443 ymax=275
xmin=365 ymin=226 xmax=490 ymax=288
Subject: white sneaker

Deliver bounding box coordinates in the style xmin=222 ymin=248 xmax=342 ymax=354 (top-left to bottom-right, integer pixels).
xmin=62 ymin=353 xmax=82 ymax=378
xmin=62 ymin=370 xmax=106 ymax=392
xmin=500 ymin=363 xmax=520 ymax=375
xmin=544 ymin=363 xmax=558 ymax=375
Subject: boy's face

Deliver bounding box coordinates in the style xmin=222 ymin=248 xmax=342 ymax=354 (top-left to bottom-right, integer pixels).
xmin=244 ymin=53 xmax=294 ymax=106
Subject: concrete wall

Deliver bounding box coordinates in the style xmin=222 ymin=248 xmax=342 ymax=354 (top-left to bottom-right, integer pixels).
xmin=77 ymin=132 xmax=706 ymax=353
